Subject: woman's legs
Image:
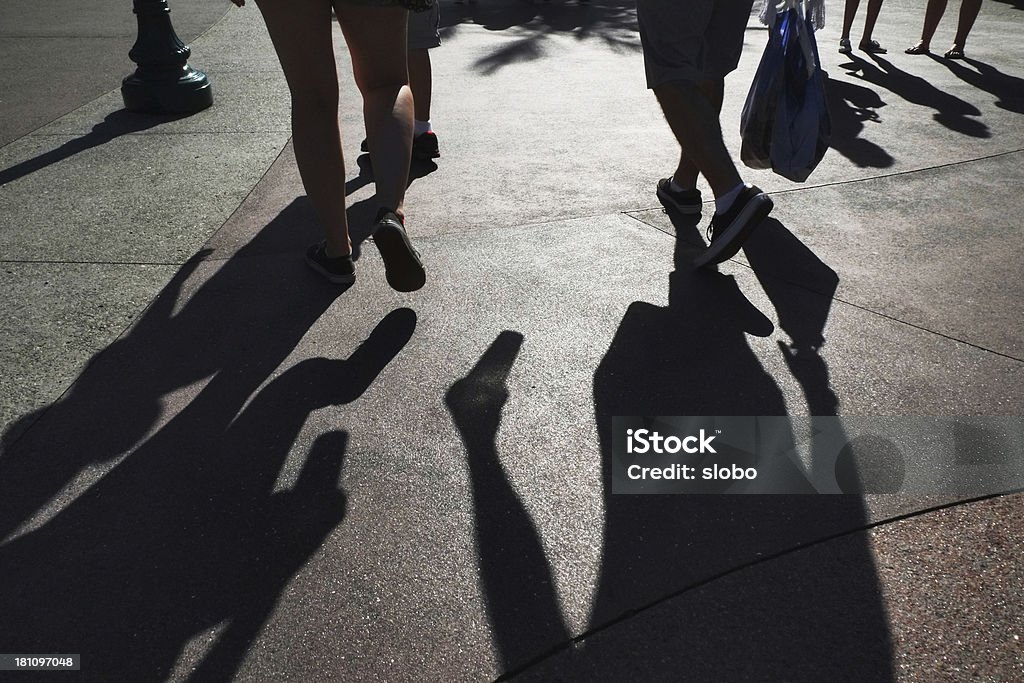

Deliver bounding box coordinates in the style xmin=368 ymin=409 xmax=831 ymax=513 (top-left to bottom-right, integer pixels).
xmin=951 ymin=0 xmax=983 ymax=51
xmin=917 ymin=0 xmax=949 ymax=49
xmin=256 ymin=0 xmax=350 ymax=258
xmin=335 ymin=3 xmax=414 ymax=220
xmin=841 ymin=0 xmax=862 ymax=41
xmin=862 ymin=0 xmax=884 ymax=44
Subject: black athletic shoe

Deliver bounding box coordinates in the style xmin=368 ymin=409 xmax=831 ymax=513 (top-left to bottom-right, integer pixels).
xmin=693 ymin=185 xmax=773 ymax=268
xmin=373 ymin=208 xmax=426 ymax=292
xmin=656 ymin=178 xmax=702 ymax=215
xmin=412 ymin=131 xmax=440 ymax=160
xmin=306 ymin=241 xmax=355 ymax=284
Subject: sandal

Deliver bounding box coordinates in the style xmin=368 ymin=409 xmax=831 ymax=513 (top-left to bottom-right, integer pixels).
xmin=859 ymin=39 xmax=887 ymax=54
xmin=944 ymin=46 xmax=966 ymax=59
xmin=905 ymin=42 xmax=930 ymax=55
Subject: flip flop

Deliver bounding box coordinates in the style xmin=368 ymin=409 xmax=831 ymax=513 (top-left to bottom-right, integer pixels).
xmin=905 ymin=43 xmax=930 ymax=55
xmin=944 ymin=47 xmax=966 ymax=59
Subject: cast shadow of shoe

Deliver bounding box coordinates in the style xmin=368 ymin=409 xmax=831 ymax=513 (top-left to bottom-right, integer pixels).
xmin=0 ymin=201 xmax=417 ymax=679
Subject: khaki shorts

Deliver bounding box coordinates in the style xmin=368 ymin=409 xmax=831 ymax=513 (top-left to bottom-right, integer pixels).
xmin=637 ymin=0 xmax=754 ymax=88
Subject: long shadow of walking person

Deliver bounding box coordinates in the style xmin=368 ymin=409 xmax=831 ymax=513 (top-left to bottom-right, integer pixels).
xmin=0 ymin=308 xmax=416 ymax=682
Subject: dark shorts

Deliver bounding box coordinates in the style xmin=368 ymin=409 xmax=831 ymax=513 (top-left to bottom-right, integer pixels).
xmin=408 ymin=2 xmax=441 ymax=50
xmin=636 ymin=0 xmax=755 ymax=88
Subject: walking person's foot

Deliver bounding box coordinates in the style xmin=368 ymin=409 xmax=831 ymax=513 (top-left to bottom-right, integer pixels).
xmin=693 ymin=185 xmax=773 ymax=268
xmin=373 ymin=208 xmax=426 ymax=292
xmin=905 ymin=41 xmax=930 ymax=54
xmin=412 ymin=131 xmax=440 ymax=160
xmin=838 ymin=37 xmax=852 ymax=54
xmin=306 ymin=242 xmax=356 ymax=285
xmin=656 ymin=178 xmax=702 ymax=215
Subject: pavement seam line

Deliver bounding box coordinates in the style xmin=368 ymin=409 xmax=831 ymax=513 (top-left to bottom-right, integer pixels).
xmin=623 ymin=146 xmax=1024 ymax=217
xmin=496 ymin=488 xmax=1024 ymax=682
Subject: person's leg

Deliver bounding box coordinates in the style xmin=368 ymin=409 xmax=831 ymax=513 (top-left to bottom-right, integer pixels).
xmin=336 ymin=2 xmax=414 ymax=218
xmin=910 ymin=0 xmax=947 ymax=51
xmin=950 ymin=0 xmax=982 ymax=52
xmin=671 ymin=78 xmax=724 ymax=190
xmin=255 ymin=0 xmax=349 ymax=258
xmin=655 ymin=81 xmax=742 ymax=199
xmin=408 ymin=48 xmax=432 ymax=123
xmin=841 ymin=0 xmax=862 ymax=42
xmin=861 ymin=0 xmax=884 ymax=44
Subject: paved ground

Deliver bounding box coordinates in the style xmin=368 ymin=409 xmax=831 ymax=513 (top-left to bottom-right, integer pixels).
xmin=0 ymin=0 xmax=1022 ymax=681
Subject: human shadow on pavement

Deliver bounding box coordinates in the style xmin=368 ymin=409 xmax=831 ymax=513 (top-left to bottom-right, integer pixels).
xmin=440 ymin=0 xmax=640 ymax=75
xmin=0 ymin=207 xmax=417 ymax=680
xmin=453 ymin=213 xmax=896 ymax=679
xmin=824 ymin=76 xmax=896 ymax=168
xmin=446 ymin=331 xmax=572 ymax=671
xmin=937 ymin=56 xmax=1024 ymax=115
xmin=0 ymin=109 xmax=189 ymax=187
xmin=841 ymin=53 xmax=989 ymax=138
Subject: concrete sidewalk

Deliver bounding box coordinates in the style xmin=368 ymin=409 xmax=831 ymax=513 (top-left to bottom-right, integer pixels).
xmin=0 ymin=0 xmax=1021 ymax=680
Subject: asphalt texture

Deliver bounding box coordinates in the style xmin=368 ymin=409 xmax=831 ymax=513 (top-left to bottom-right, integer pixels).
xmin=0 ymin=0 xmax=1022 ymax=681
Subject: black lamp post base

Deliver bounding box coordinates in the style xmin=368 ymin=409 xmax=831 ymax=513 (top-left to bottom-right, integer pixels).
xmin=121 ymin=66 xmax=213 ymax=115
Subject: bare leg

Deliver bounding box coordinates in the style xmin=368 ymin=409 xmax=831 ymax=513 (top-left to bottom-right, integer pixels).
xmin=337 ymin=3 xmax=414 ymax=219
xmin=256 ymin=0 xmax=349 ymax=257
xmin=861 ymin=0 xmax=884 ymax=43
xmin=951 ymin=0 xmax=982 ymax=51
xmin=841 ymin=0 xmax=862 ymax=41
xmin=408 ymin=48 xmax=432 ymax=123
xmin=916 ymin=0 xmax=948 ymax=49
xmin=671 ymin=79 xmax=725 ymax=190
xmin=655 ymin=79 xmax=741 ymax=199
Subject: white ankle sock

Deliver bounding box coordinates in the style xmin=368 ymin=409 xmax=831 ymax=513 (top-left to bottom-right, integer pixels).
xmin=715 ymin=183 xmax=748 ymax=215
xmin=414 ymin=120 xmax=432 ymax=136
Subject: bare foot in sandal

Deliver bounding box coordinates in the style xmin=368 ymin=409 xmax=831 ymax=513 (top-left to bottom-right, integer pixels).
xmin=944 ymin=45 xmax=966 ymax=59
xmin=905 ymin=41 xmax=930 ymax=54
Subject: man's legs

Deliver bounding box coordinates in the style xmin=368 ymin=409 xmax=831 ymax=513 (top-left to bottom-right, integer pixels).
xmin=639 ymin=0 xmax=771 ymax=266
xmin=665 ymin=78 xmax=728 ymax=191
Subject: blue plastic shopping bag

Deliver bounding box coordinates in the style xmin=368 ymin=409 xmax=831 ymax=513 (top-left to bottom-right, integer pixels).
xmin=741 ymin=7 xmax=831 ymax=182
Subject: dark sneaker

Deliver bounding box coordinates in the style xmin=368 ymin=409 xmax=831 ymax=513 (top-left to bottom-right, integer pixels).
xmin=412 ymin=131 xmax=440 ymax=161
xmin=373 ymin=208 xmax=426 ymax=292
xmin=306 ymin=241 xmax=355 ymax=284
xmin=693 ymin=185 xmax=773 ymax=268
xmin=657 ymin=178 xmax=702 ymax=215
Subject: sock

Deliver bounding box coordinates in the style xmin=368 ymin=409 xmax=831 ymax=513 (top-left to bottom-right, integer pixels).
xmin=414 ymin=120 xmax=432 ymax=137
xmin=715 ymin=183 xmax=748 ymax=215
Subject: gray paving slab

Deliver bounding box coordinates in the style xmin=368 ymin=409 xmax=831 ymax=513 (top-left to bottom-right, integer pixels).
xmin=629 ymin=150 xmax=1024 ymax=360
xmin=514 ymin=493 xmax=1024 ymax=682
xmin=0 ymin=262 xmax=178 ymax=444
xmin=0 ymin=0 xmax=230 ymax=146
xmin=0 ymin=130 xmax=287 ymax=263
